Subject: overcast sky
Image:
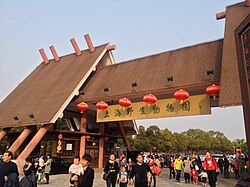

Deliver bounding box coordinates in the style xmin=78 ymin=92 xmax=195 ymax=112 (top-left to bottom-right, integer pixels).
xmin=0 ymin=0 xmax=246 ymax=140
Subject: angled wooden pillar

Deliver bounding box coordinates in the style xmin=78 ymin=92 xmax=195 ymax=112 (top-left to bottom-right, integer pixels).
xmin=0 ymin=128 xmax=11 ymax=141
xmin=17 ymin=124 xmax=52 ymax=160
xmin=8 ymin=126 xmax=35 ymax=154
xmin=79 ymin=112 xmax=87 ymax=158
xmin=98 ymin=123 xmax=104 ymax=168
xmin=117 ymin=122 xmax=131 ymax=151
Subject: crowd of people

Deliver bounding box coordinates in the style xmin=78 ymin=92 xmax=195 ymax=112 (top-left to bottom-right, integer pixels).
xmin=101 ymin=150 xmax=250 ymax=187
xmin=0 ymin=149 xmax=249 ymax=187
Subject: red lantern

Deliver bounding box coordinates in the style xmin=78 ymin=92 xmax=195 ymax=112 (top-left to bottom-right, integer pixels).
xmin=96 ymin=101 xmax=108 ymax=110
xmin=85 ymin=135 xmax=91 ymax=140
xmin=77 ymin=102 xmax=89 ymax=112
xmin=174 ymin=89 xmax=189 ymax=104
xmin=58 ymin=133 xmax=63 ymax=140
xmin=143 ymin=93 xmax=157 ymax=105
xmin=206 ymin=84 xmax=220 ymax=100
xmin=152 ymin=146 xmax=157 ymax=151
xmin=119 ymin=98 xmax=131 ymax=107
xmin=104 ymin=137 xmax=109 ymax=141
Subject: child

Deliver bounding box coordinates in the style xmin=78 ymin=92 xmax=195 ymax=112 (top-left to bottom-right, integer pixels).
xmin=68 ymin=156 xmax=83 ymax=187
xmin=199 ymin=170 xmax=208 ymax=186
xmin=117 ymin=166 xmax=128 ymax=187
xmin=191 ymin=168 xmax=198 ymax=185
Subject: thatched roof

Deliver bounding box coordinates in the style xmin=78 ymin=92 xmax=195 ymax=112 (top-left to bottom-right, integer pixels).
xmin=82 ymin=40 xmax=223 ymax=103
xmin=0 ymin=44 xmax=108 ymax=128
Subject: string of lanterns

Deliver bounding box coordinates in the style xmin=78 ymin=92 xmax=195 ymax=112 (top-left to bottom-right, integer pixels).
xmin=76 ymin=84 xmax=220 ymax=112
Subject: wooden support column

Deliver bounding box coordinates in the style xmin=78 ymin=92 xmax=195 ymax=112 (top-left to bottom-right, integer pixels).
xmin=79 ymin=112 xmax=87 ymax=158
xmin=98 ymin=123 xmax=104 ymax=168
xmin=117 ymin=122 xmax=131 ymax=151
xmin=0 ymin=128 xmax=11 ymax=141
xmin=8 ymin=126 xmax=35 ymax=154
xmin=235 ymin=15 xmax=250 ymax=161
xmin=17 ymin=124 xmax=52 ymax=160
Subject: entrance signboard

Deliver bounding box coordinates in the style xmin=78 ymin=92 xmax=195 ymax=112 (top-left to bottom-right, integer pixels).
xmin=97 ymin=94 xmax=211 ymax=122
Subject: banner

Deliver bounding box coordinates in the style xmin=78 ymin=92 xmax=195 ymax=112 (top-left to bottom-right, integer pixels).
xmin=97 ymin=94 xmax=211 ymax=122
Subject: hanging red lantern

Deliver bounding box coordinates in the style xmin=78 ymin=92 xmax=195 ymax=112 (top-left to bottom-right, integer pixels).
xmin=85 ymin=135 xmax=91 ymax=140
xmin=104 ymin=137 xmax=109 ymax=141
xmin=206 ymin=84 xmax=220 ymax=100
xmin=152 ymin=146 xmax=157 ymax=151
xmin=143 ymin=93 xmax=157 ymax=105
xmin=58 ymin=133 xmax=63 ymax=140
xmin=96 ymin=101 xmax=108 ymax=110
xmin=77 ymin=102 xmax=89 ymax=112
xmin=119 ymin=98 xmax=131 ymax=107
xmin=174 ymin=89 xmax=189 ymax=104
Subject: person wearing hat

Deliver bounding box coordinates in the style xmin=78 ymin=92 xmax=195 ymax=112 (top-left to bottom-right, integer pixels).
xmin=77 ymin=154 xmax=94 ymax=187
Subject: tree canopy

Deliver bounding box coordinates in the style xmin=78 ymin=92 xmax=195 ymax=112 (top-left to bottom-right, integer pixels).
xmin=128 ymin=125 xmax=247 ymax=154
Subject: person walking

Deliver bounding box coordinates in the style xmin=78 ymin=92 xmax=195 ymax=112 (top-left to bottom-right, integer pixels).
xmin=130 ymin=153 xmax=151 ymax=187
xmin=147 ymin=155 xmax=157 ymax=187
xmin=20 ymin=157 xmax=37 ymax=187
xmin=103 ymin=154 xmax=119 ymax=187
xmin=182 ymin=156 xmax=192 ymax=183
xmin=203 ymin=152 xmax=218 ymax=187
xmin=169 ymin=156 xmax=175 ymax=179
xmin=117 ymin=166 xmax=128 ymax=187
xmin=232 ymin=158 xmax=240 ymax=179
xmin=44 ymin=155 xmax=52 ymax=184
xmin=174 ymin=155 xmax=183 ymax=183
xmin=78 ymin=153 xmax=94 ymax=187
xmin=238 ymin=154 xmax=246 ymax=177
xmin=223 ymin=155 xmax=230 ymax=179
xmin=0 ymin=151 xmax=19 ymax=187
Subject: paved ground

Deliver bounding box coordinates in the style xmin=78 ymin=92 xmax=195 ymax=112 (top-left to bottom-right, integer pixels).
xmin=37 ymin=168 xmax=238 ymax=187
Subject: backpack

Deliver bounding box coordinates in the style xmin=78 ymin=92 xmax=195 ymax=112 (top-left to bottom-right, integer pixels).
xmin=151 ymin=165 xmax=161 ymax=175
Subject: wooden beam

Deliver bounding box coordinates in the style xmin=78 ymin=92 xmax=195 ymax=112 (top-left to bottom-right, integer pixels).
xmin=8 ymin=126 xmax=35 ymax=154
xmin=79 ymin=112 xmax=87 ymax=158
xmin=98 ymin=123 xmax=104 ymax=168
xmin=216 ymin=11 xmax=226 ymax=20
xmin=117 ymin=122 xmax=131 ymax=151
xmin=0 ymin=128 xmax=11 ymax=141
xmin=17 ymin=124 xmax=52 ymax=160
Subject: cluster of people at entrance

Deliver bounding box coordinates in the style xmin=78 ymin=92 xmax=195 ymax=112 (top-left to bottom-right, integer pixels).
xmin=101 ymin=149 xmax=250 ymax=187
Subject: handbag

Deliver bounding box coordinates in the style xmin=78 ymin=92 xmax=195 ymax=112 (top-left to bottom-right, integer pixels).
xmin=103 ymin=172 xmax=110 ymax=180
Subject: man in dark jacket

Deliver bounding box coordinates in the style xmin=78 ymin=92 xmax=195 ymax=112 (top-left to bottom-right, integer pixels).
xmin=223 ymin=155 xmax=230 ymax=179
xmin=0 ymin=151 xmax=19 ymax=187
xmin=130 ymin=153 xmax=151 ymax=187
xmin=78 ymin=154 xmax=94 ymax=187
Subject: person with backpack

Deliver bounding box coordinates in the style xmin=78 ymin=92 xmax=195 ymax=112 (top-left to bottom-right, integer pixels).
xmin=147 ymin=155 xmax=157 ymax=187
xmin=203 ymin=152 xmax=219 ymax=187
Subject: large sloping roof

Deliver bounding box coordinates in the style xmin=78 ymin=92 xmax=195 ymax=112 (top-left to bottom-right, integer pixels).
xmin=219 ymin=2 xmax=250 ymax=106
xmin=82 ymin=39 xmax=223 ymax=103
xmin=0 ymin=44 xmax=108 ymax=128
